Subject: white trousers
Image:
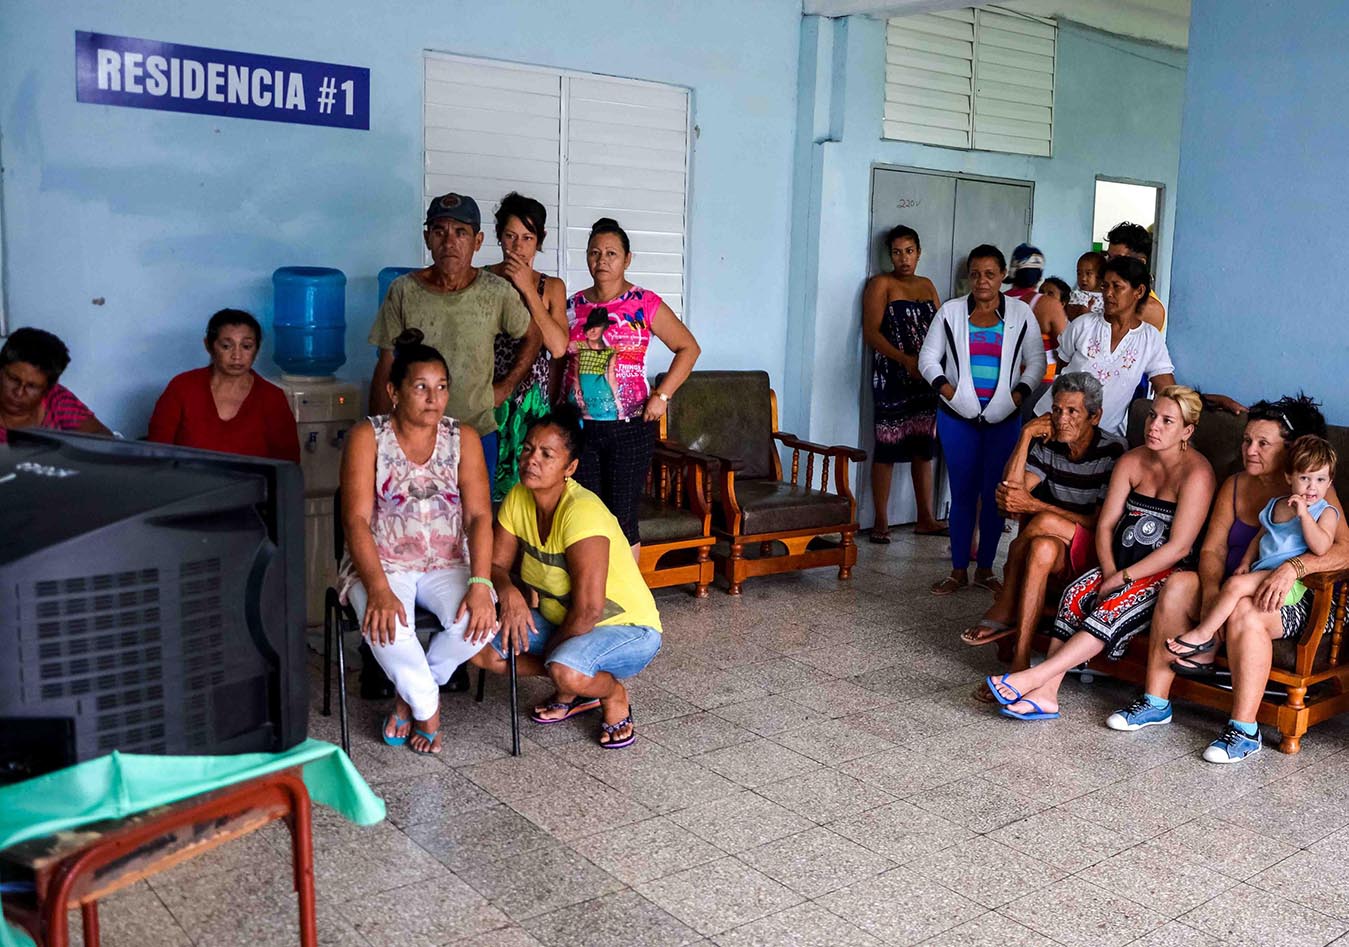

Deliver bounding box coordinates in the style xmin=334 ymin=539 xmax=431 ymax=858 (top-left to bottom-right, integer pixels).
xmin=347 ymin=565 xmax=488 ymax=721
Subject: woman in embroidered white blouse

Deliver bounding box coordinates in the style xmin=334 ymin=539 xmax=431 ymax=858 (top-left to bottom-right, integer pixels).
xmin=1034 ymin=256 xmax=1175 ymax=437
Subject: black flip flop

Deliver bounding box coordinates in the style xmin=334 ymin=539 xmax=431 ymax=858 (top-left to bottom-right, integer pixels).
xmin=1170 ymin=656 xmax=1219 ymax=678
xmin=1166 ymin=636 xmax=1217 ymax=659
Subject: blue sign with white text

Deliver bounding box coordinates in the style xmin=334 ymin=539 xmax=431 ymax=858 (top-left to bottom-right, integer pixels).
xmin=75 ymin=31 xmax=370 ymax=130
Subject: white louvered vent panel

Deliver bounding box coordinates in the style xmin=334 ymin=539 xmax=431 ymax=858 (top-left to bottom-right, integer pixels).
xmin=423 ymin=56 xmax=563 ymax=274
xmin=882 ymin=11 xmax=974 ymax=148
xmin=422 ymin=55 xmax=690 ymax=315
xmin=883 ymin=7 xmax=1055 ymax=158
xmin=564 ymin=75 xmax=689 ymax=315
xmin=972 ymin=9 xmax=1056 ymax=157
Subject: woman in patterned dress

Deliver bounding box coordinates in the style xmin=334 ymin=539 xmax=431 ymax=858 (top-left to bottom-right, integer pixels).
xmin=487 ymin=192 xmax=567 ymax=502
xmin=861 ymin=225 xmax=945 ymax=542
xmin=337 ymin=330 xmax=498 ymax=754
xmin=985 ymin=386 xmax=1215 ymax=720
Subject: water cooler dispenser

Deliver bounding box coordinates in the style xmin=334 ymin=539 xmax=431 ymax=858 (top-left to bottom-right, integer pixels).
xmin=377 ymin=266 xmax=417 ymax=308
xmin=272 ymin=267 xmax=361 ymax=628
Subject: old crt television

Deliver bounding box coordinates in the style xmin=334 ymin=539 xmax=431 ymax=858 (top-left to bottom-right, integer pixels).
xmin=0 ymin=429 xmax=308 ymax=782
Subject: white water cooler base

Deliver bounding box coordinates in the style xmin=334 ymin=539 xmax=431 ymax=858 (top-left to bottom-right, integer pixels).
xmin=305 ymin=494 xmax=339 ymax=630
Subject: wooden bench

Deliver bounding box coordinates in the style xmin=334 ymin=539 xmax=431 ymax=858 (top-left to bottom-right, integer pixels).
xmin=1000 ymin=400 xmax=1349 ymax=753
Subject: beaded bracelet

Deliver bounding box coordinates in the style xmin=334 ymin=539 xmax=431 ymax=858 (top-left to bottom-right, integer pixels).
xmin=468 ymin=576 xmax=494 ymax=589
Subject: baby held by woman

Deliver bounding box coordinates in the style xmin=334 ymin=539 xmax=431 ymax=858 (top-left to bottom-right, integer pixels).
xmin=1165 ymin=435 xmax=1339 ymax=668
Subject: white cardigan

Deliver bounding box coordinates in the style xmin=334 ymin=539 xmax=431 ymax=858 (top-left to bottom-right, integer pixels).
xmin=918 ymin=294 xmax=1046 ymax=424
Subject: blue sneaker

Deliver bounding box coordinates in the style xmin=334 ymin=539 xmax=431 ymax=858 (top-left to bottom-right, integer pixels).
xmin=1105 ymin=695 xmax=1172 ymax=731
xmin=1203 ymin=725 xmax=1262 ymax=764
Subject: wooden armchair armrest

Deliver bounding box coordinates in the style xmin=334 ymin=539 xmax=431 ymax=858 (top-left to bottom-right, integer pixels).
xmin=1302 ymin=569 xmax=1349 ymax=592
xmin=771 ymin=432 xmax=864 ymax=521
xmin=655 ymin=439 xmax=744 ymax=530
xmin=649 ymin=443 xmax=713 ymax=523
xmin=1294 ymin=571 xmax=1349 ymax=675
xmin=657 ymin=439 xmax=741 ymax=470
xmin=772 ymin=431 xmax=867 ymax=462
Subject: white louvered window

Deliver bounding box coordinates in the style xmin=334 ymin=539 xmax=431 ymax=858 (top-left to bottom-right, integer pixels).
xmin=423 ymin=53 xmax=691 ymax=317
xmin=883 ymin=7 xmax=1056 ymax=157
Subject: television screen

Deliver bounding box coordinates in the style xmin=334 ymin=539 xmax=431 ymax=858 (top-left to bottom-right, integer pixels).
xmin=0 ymin=430 xmax=307 ymax=783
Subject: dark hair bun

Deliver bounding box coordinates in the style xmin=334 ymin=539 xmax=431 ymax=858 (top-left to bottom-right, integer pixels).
xmin=394 ymin=328 xmax=426 ymax=349
xmin=550 ymin=403 xmax=584 ymax=429
xmin=526 ymin=404 xmax=586 ymax=461
xmin=590 ymin=217 xmax=620 ymax=233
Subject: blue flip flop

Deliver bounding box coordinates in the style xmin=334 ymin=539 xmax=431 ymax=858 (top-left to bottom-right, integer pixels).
xmin=381 ymin=714 xmax=410 ymax=746
xmin=409 ymin=727 xmax=440 ymax=755
xmin=985 ymin=674 xmax=1023 ymax=707
xmin=1000 ymin=699 xmax=1060 ymax=721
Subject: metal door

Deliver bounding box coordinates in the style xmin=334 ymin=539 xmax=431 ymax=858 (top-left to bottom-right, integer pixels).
xmin=868 ymin=168 xmax=957 ymax=296
xmin=862 ymin=168 xmax=957 ymax=531
xmin=860 ymin=168 xmax=1032 ymax=532
xmin=949 ymin=178 xmax=1034 ymax=297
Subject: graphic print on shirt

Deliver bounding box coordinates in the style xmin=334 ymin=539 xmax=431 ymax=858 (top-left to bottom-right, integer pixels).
xmin=564 ymin=288 xmax=658 ymax=421
xmin=572 ymin=309 xmax=622 ymax=420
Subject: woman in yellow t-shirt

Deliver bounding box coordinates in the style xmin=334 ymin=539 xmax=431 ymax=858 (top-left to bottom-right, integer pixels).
xmin=470 ymin=405 xmax=661 ymax=749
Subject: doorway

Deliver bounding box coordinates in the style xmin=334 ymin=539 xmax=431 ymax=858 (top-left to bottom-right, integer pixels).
xmin=861 ymin=165 xmax=1033 ymax=530
xmin=1092 ymin=177 xmax=1164 ymax=279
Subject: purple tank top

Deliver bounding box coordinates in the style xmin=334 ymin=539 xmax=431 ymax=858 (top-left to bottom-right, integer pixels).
xmin=1225 ymin=474 xmax=1260 ymax=577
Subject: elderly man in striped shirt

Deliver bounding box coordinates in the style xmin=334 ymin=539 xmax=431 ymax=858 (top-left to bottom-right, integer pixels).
xmin=962 ymin=372 xmax=1124 ymax=695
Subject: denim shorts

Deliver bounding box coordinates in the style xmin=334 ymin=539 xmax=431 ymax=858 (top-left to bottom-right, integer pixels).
xmin=492 ymin=609 xmax=661 ymax=679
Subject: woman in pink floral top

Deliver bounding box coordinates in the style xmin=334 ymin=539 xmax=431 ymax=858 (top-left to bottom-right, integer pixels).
xmin=557 ymin=218 xmax=701 ymax=553
xmin=338 ymin=330 xmax=497 ymax=755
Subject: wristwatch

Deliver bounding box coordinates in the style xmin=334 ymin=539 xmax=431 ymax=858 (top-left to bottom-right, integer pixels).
xmin=656 ymin=392 xmax=670 ymax=403
xmin=1121 ymin=569 xmax=1133 ymax=585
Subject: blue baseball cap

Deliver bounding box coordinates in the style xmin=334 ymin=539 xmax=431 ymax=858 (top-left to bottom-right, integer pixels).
xmin=424 ymin=192 xmax=481 ymax=232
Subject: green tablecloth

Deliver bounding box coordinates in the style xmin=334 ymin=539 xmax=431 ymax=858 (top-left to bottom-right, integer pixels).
xmin=0 ymin=739 xmax=385 ymax=947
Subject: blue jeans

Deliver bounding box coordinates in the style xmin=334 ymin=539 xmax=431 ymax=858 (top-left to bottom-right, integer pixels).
xmin=492 ymin=610 xmax=662 ymax=679
xmin=937 ymin=410 xmax=1022 ymax=571
xmin=481 ymin=430 xmax=499 ymax=489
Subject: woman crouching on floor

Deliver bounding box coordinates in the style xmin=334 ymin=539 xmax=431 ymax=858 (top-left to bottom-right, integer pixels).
xmin=471 ymin=405 xmax=662 ymax=748
xmin=985 ymin=386 xmax=1215 ymax=719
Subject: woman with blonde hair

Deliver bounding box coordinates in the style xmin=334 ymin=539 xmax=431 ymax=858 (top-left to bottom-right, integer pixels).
xmin=985 ymin=386 xmax=1215 ymax=720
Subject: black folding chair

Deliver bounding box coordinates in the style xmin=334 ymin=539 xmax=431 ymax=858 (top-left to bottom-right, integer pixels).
xmin=320 ymin=488 xmax=519 ymax=757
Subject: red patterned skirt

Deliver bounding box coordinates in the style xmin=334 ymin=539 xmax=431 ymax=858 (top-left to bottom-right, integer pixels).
xmin=1051 ymin=566 xmax=1175 ymax=660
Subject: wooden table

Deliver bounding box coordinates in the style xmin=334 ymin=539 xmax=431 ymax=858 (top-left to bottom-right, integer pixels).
xmin=1 ymin=768 xmax=316 ymax=947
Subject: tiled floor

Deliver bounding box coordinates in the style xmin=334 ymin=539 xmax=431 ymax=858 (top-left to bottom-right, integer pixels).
xmin=71 ymin=531 xmax=1349 ymax=946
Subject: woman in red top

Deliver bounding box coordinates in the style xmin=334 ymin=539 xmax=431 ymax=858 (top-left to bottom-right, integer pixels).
xmin=148 ymin=309 xmax=300 ymax=463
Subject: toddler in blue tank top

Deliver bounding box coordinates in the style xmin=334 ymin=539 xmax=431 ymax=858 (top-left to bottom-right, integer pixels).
xmin=1166 ymin=435 xmax=1339 ymax=664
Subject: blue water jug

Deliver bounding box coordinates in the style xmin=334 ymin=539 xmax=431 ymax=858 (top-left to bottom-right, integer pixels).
xmin=377 ymin=267 xmax=418 ymax=308
xmin=272 ymin=267 xmax=347 ymax=377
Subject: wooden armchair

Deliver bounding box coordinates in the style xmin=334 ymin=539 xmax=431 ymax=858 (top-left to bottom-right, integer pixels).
xmin=658 ymin=370 xmax=866 ymax=594
xmin=636 ymin=441 xmax=716 ymax=597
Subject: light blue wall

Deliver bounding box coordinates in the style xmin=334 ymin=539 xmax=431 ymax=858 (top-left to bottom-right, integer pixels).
xmin=0 ymin=0 xmax=802 ymax=435
xmin=785 ymin=16 xmax=1187 ymax=451
xmin=1170 ymin=0 xmax=1346 ymax=418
